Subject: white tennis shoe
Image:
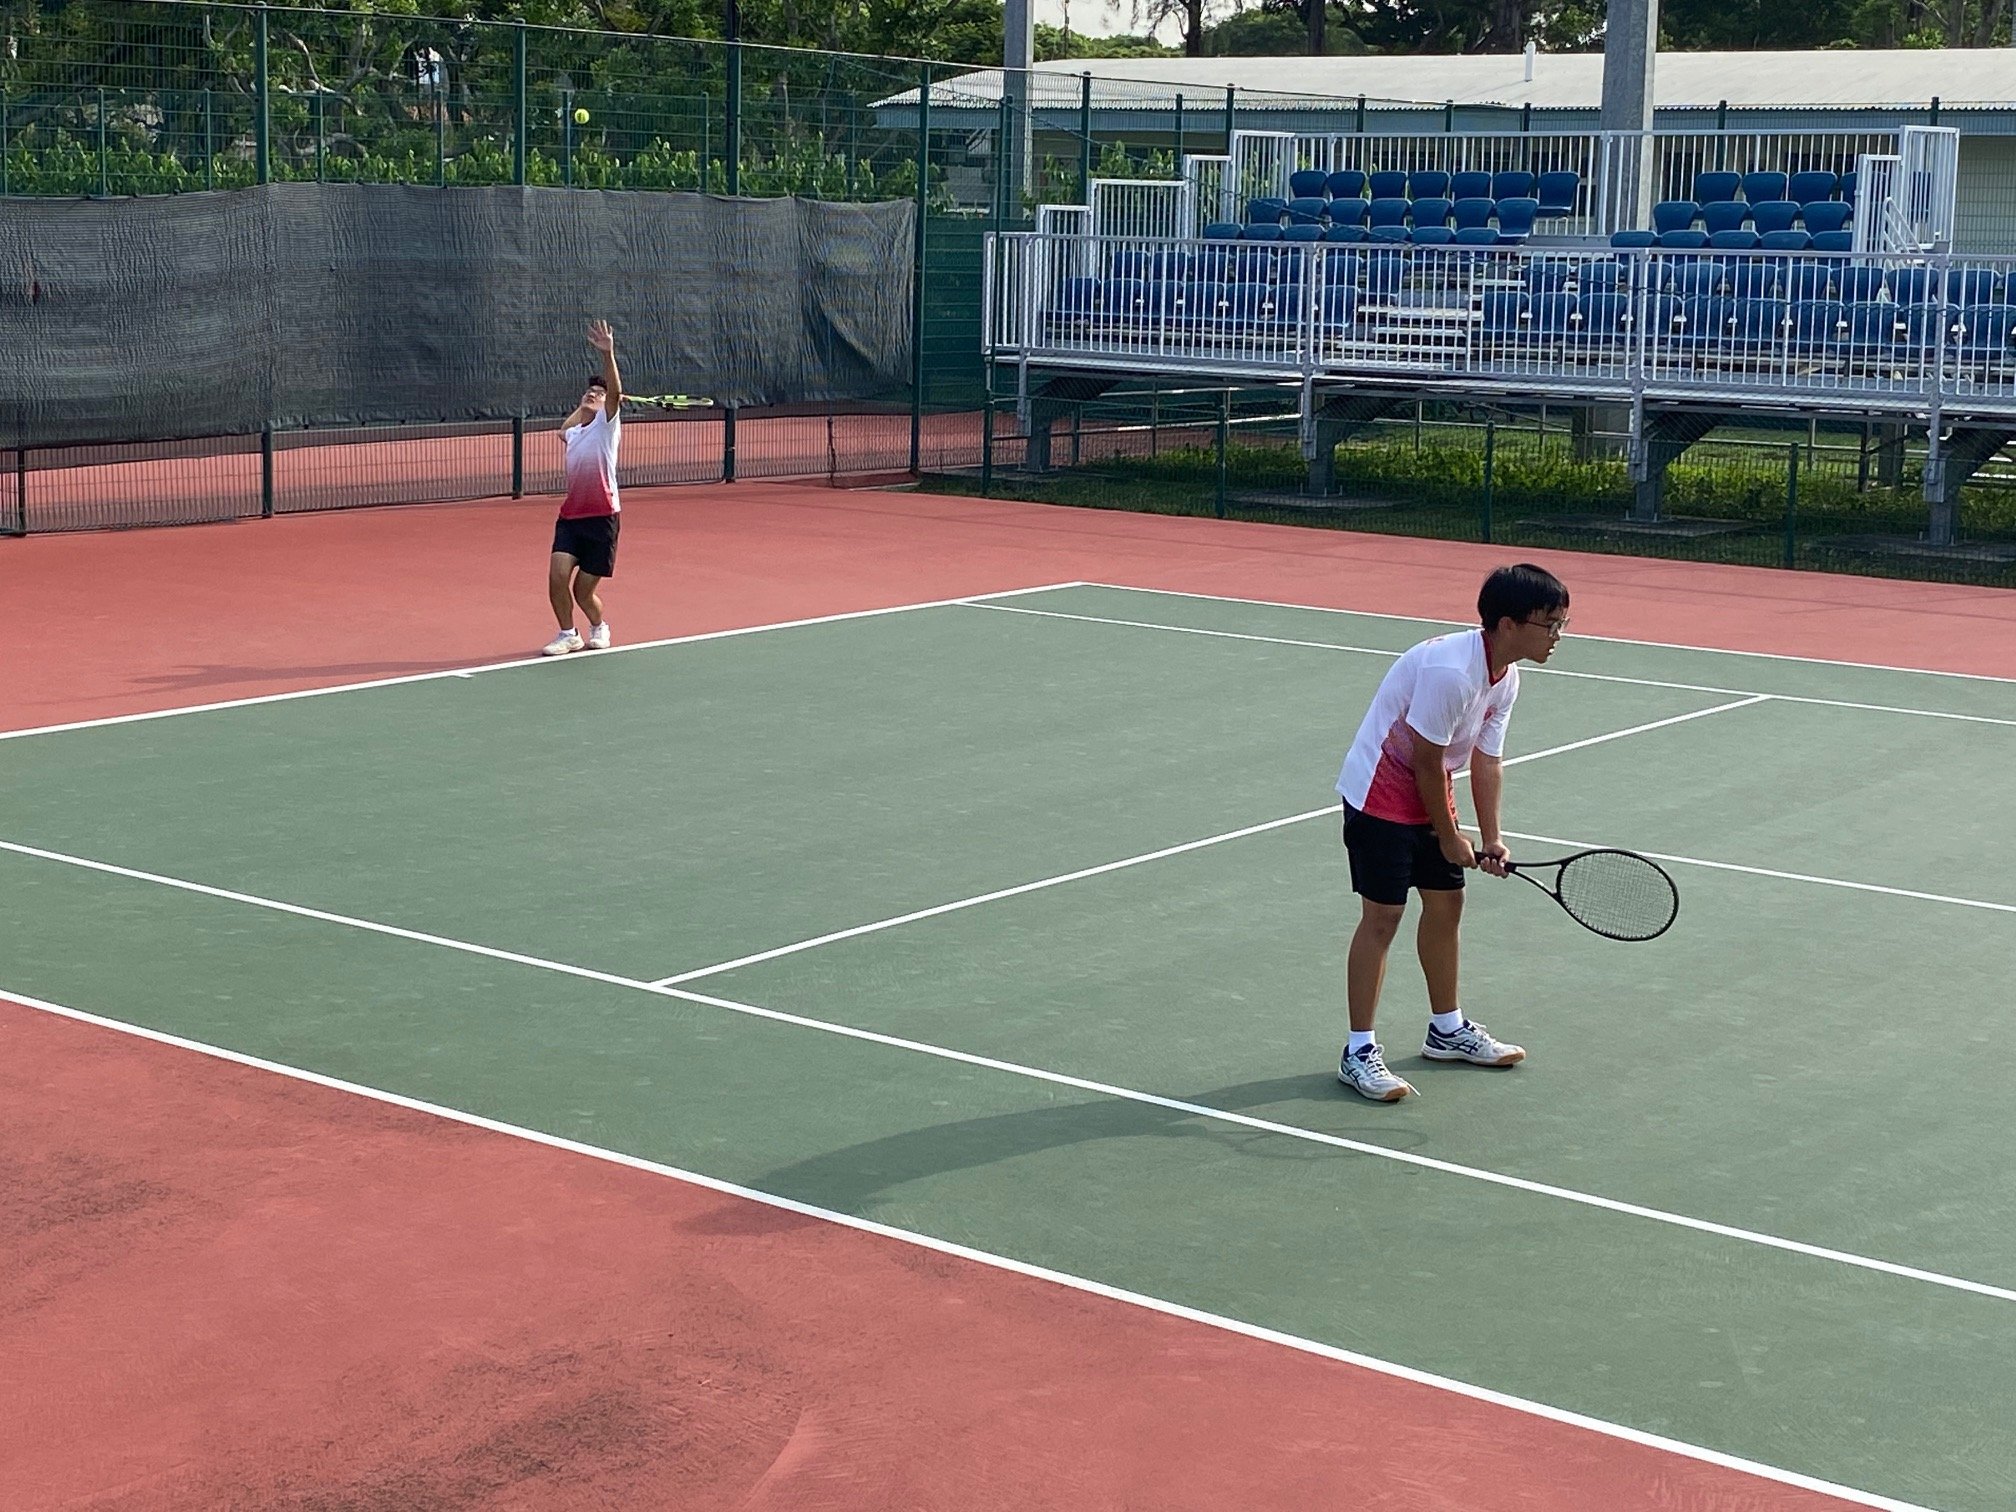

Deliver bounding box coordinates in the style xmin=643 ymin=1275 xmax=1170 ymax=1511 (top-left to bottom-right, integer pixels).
xmin=541 ymin=628 xmax=584 ymax=656
xmin=1337 ymin=1043 xmax=1416 ymax=1102
xmin=587 ymin=622 xmax=612 ymax=650
xmin=1422 ymin=1019 xmax=1526 ymax=1066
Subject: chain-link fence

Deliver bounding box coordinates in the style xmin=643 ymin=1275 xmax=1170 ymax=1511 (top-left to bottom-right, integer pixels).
xmin=951 ymin=392 xmax=2016 ymax=588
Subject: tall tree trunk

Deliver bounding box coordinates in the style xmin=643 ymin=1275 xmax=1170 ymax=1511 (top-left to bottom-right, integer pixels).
xmin=1186 ymin=0 xmax=1203 ymax=55
xmin=1306 ymin=0 xmax=1325 ymax=54
xmin=1485 ymin=0 xmax=1525 ymax=49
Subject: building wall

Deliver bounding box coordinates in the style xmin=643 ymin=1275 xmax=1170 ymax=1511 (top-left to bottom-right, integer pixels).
xmin=1955 ymin=134 xmax=2016 ymax=253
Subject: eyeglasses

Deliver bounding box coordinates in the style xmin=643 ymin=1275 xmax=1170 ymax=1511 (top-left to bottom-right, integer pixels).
xmin=1524 ymin=616 xmax=1570 ymax=636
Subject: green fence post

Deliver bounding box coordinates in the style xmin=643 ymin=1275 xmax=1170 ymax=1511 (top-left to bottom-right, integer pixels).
xmin=700 ymin=93 xmax=710 ymax=189
xmin=1215 ymin=392 xmax=1230 ymax=518
xmin=725 ymin=22 xmax=741 ymax=196
xmin=511 ymin=417 xmax=525 ymax=497
xmin=1078 ymin=72 xmax=1092 ymax=203
xmin=994 ymin=89 xmax=1010 ymax=229
xmin=1173 ymin=93 xmax=1184 ymax=170
xmin=97 ymin=87 xmax=109 ymax=196
xmin=1 ymin=90 xmax=9 ymax=198
xmin=255 ymin=6 xmax=270 ymax=184
xmin=13 ymin=448 xmax=26 ymax=535
xmin=1481 ymin=417 xmax=1496 ymax=542
xmin=1224 ymin=85 xmax=1234 ymax=152
xmin=314 ymin=91 xmax=325 ymax=181
xmin=512 ymin=22 xmax=527 ymax=186
xmin=1356 ymin=94 xmax=1366 ymax=134
xmin=260 ymin=429 xmax=275 ymax=518
xmin=435 ymin=84 xmax=446 ymax=185
xmin=911 ymin=62 xmax=930 ymax=474
xmin=563 ymin=88 xmax=573 ymax=186
xmin=203 ymin=88 xmax=214 ymax=189
xmin=1783 ymin=442 xmax=1800 ymax=569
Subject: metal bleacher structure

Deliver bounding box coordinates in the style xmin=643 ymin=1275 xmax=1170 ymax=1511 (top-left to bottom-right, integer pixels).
xmin=983 ymin=122 xmax=2014 ymax=546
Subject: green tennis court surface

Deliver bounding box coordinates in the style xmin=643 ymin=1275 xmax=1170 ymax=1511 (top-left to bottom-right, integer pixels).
xmin=5 ymin=583 xmax=2013 ymax=1510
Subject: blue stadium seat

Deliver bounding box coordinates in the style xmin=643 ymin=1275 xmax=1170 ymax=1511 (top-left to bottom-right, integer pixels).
xmin=1323 ymin=223 xmax=1370 ymax=245
xmin=1326 ymin=170 xmax=1368 ymax=201
xmin=1110 ymin=247 xmax=1155 ymax=279
xmin=1898 ymin=303 xmax=1954 ymax=353
xmin=1409 ymin=170 xmax=1452 ymax=200
xmin=1841 ymin=302 xmax=1902 ymax=357
xmin=1692 ymin=171 xmax=1741 ymax=205
xmin=1749 ymin=201 xmax=1802 ymax=236
xmin=1322 ymin=250 xmax=1363 ymax=284
xmin=1246 ymin=196 xmax=1289 ymax=225
xmin=1490 ymin=170 xmax=1536 ymax=201
xmin=1281 ymin=225 xmax=1325 ymax=256
xmin=1955 ymin=304 xmax=2016 ymax=362
xmin=1782 ymin=261 xmax=1832 ymax=301
xmin=1452 ymin=227 xmax=1501 ymax=246
xmin=1701 ymin=201 xmax=1749 ymax=235
xmin=1535 ymin=170 xmax=1580 ymax=214
xmin=1787 ymin=171 xmax=1838 ymax=206
xmin=1652 ymin=201 xmax=1700 ymax=234
xmin=1658 ymin=229 xmax=1710 ymax=250
xmin=1288 ymin=168 xmax=1329 ymax=198
xmin=1366 ymin=197 xmax=1411 ymax=242
xmin=1451 ymin=197 xmax=1496 ymax=233
xmin=1320 ymin=284 xmax=1361 ymax=332
xmin=1146 ymin=279 xmax=1190 ymax=325
xmin=1481 ymin=289 xmax=1527 ymax=337
xmin=1574 ymin=292 xmax=1630 ymax=342
xmin=1677 ymin=296 xmax=1736 ymax=347
xmin=1368 ymin=170 xmax=1408 ymax=199
xmin=1728 ymin=262 xmax=1779 ymax=300
xmin=1947 ymin=268 xmax=1998 ymax=307
xmin=1224 ymin=281 xmax=1272 ymax=328
xmin=1579 ymin=261 xmax=1623 ymax=292
xmin=1888 ymin=266 xmax=1937 ymax=306
xmin=1734 ymin=298 xmax=1789 ymax=353
xmin=1672 ymin=263 xmax=1725 ymax=299
xmin=1054 ymin=277 xmax=1103 ymax=322
xmin=1494 ymin=197 xmax=1540 ymax=242
xmin=1645 ymin=293 xmax=1684 ymax=337
xmin=1802 ymin=203 xmax=1852 ymax=234
xmin=1810 ymin=230 xmax=1853 ymax=253
xmin=1788 ymin=299 xmax=1844 ymax=353
xmin=1834 ymin=265 xmax=1885 ymax=302
xmin=1103 ymin=278 xmax=1152 ymax=325
xmin=1709 ymin=229 xmax=1761 ymax=252
xmin=1524 ymin=260 xmax=1573 ymax=292
xmin=1184 ymin=280 xmax=1227 ymax=328
xmin=1526 ymin=292 xmax=1579 ymax=343
xmin=1451 ymin=171 xmax=1493 ymax=201
xmin=1363 ymin=249 xmax=1407 ymax=296
xmin=1409 ymin=197 xmax=1453 ymax=235
xmin=1758 ymin=230 xmax=1813 ymax=253
xmin=1839 ymin=170 xmax=1858 ymax=203
xmin=1740 ymin=171 xmax=1789 ymax=205
xmin=1609 ymin=229 xmax=1658 ymax=249
xmin=1285 ymin=196 xmax=1329 ymax=225
xmin=1202 ymin=221 xmax=1243 ymax=240
xmin=1327 ymin=199 xmax=1370 ymax=231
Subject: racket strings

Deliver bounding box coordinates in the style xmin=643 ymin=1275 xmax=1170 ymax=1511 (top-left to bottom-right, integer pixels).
xmin=1554 ymin=851 xmax=1679 ymax=941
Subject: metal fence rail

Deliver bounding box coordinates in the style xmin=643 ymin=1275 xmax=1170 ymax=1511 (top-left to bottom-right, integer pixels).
xmin=988 ymin=230 xmax=2016 ymax=421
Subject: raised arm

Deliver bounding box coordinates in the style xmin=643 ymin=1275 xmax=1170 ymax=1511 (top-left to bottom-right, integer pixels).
xmin=588 ymin=319 xmax=623 ymax=415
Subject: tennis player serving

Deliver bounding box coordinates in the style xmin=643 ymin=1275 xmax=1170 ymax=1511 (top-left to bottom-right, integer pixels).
xmin=1334 ymin=563 xmax=1570 ymax=1102
xmin=542 ymin=319 xmax=624 ymax=656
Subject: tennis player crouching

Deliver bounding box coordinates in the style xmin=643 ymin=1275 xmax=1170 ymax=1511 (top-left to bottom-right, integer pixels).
xmin=1334 ymin=563 xmax=1571 ymax=1102
xmin=542 ymin=318 xmax=623 ymax=656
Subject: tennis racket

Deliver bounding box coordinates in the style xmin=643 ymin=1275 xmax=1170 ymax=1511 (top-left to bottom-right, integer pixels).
xmin=623 ymin=392 xmax=716 ymax=410
xmin=1500 ymin=849 xmax=1679 ymax=942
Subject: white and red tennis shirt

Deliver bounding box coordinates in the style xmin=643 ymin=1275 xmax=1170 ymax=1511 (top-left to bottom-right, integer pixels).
xmin=559 ymin=407 xmax=622 ymax=519
xmin=1336 ymin=629 xmax=1519 ymax=825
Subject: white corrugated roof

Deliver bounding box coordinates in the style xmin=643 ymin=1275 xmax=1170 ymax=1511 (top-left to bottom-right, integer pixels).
xmin=917 ymin=50 xmax=2015 ymax=111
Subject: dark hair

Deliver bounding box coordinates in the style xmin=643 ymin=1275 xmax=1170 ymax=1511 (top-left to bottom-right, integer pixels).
xmin=1478 ymin=563 xmax=1569 ymax=630
xmin=585 ymin=375 xmax=606 ymax=389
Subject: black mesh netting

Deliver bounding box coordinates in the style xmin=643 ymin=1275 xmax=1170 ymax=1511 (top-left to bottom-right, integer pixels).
xmin=0 ymin=182 xmax=915 ymax=448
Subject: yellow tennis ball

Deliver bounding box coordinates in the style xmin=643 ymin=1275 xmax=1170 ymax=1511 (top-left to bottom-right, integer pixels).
xmin=572 ymin=107 xmax=589 ymax=124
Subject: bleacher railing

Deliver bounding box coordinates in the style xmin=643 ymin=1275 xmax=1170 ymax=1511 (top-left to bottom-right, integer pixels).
xmin=987 ymin=230 xmax=2016 ymax=419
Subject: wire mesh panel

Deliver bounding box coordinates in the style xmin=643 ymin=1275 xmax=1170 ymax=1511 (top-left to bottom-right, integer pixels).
xmin=1088 ymin=179 xmax=1193 ymax=240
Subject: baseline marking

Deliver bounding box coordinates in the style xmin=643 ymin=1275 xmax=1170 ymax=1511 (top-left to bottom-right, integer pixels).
xmin=1084 ymin=582 xmax=2016 ymax=687
xmin=3 ymin=830 xmax=2012 ymax=1307
xmin=0 ymin=985 xmax=1940 ymax=1512
xmin=0 ymin=581 xmax=1089 ymax=744
xmin=965 ymin=603 xmax=2016 ymax=729
xmin=651 ymin=696 xmax=1769 ymax=988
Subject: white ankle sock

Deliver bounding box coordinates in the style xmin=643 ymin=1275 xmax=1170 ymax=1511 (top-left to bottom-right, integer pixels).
xmin=1430 ymin=1010 xmax=1464 ymax=1034
xmin=1347 ymin=1030 xmax=1376 ymax=1054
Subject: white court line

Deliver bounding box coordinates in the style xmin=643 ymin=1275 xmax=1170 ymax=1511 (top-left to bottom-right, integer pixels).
xmin=1502 ymin=829 xmax=2016 ymax=917
xmin=966 ymin=602 xmax=2016 ymax=729
xmin=1084 ymin=581 xmax=2016 ymax=687
xmin=653 ymin=695 xmax=1770 ymax=988
xmin=0 ymin=581 xmax=1089 ymax=745
xmin=4 ymin=828 xmax=2012 ymax=1310
xmin=0 ymin=987 xmax=1941 ymax=1512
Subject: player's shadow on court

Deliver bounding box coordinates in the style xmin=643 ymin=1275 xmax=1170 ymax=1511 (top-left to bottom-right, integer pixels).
xmin=131 ymin=659 xmax=509 ymax=692
xmin=695 ymin=1074 xmax=1429 ymax=1235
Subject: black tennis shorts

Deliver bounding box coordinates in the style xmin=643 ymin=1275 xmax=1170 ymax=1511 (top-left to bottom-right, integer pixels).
xmin=552 ymin=513 xmax=619 ymax=578
xmin=1341 ymin=799 xmax=1465 ymax=906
